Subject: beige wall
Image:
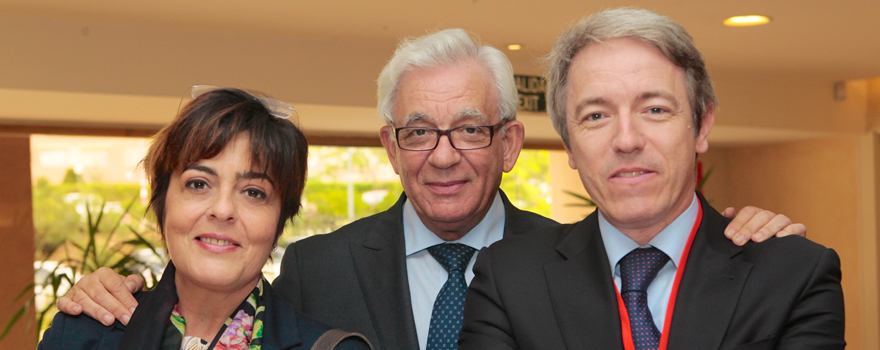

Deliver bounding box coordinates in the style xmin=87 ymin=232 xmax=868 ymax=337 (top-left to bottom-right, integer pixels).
xmin=868 ymin=78 xmax=880 ymax=131
xmin=711 ymin=70 xmax=867 ymax=134
xmin=0 ymin=135 xmax=36 ymax=350
xmin=868 ymin=78 xmax=880 ymax=115
xmin=695 ymin=147 xmax=733 ymax=211
xmin=720 ymin=136 xmax=868 ymax=348
xmin=857 ymin=133 xmax=880 ymax=349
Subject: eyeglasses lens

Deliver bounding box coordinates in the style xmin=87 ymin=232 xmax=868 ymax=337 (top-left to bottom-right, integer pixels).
xmin=398 ymin=125 xmax=493 ymax=150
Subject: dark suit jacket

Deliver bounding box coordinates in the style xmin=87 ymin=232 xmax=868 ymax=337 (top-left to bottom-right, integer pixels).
xmin=38 ymin=262 xmax=370 ymax=350
xmin=273 ymin=190 xmax=558 ymax=350
xmin=460 ymin=193 xmax=845 ymax=350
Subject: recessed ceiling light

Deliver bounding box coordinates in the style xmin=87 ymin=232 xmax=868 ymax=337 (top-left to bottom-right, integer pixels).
xmin=508 ymin=44 xmax=522 ymax=51
xmin=723 ymin=15 xmax=771 ymax=27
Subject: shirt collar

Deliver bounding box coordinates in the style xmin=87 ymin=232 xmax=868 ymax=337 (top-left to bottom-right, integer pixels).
xmin=599 ymin=194 xmax=699 ymax=274
xmin=404 ymin=191 xmax=506 ymax=256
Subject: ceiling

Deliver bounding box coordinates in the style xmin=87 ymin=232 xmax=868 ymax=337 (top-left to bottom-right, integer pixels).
xmin=3 ymin=0 xmax=879 ymax=81
xmin=0 ymin=0 xmax=877 ymax=147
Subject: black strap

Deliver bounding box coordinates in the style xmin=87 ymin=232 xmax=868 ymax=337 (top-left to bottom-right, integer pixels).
xmin=310 ymin=329 xmax=372 ymax=350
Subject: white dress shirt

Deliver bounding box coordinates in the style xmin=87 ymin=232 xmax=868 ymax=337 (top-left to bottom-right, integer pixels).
xmin=404 ymin=192 xmax=506 ymax=350
xmin=599 ymin=194 xmax=699 ymax=332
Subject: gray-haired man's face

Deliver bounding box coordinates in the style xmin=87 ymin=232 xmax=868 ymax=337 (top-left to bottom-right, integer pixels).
xmin=379 ymin=60 xmax=524 ymax=239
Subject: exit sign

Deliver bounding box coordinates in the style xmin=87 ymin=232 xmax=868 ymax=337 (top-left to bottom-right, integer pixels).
xmin=515 ymin=75 xmax=546 ymax=113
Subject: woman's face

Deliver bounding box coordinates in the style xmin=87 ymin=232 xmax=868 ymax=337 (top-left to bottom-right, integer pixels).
xmin=164 ymin=133 xmax=280 ymax=292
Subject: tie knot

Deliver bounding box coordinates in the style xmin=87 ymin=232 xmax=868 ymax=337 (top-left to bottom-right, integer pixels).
xmin=428 ymin=243 xmax=477 ymax=274
xmin=619 ymin=247 xmax=670 ymax=293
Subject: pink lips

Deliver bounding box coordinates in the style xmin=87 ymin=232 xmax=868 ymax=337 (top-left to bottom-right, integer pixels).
xmin=426 ymin=180 xmax=468 ymax=195
xmin=194 ymin=233 xmax=240 ymax=254
xmin=610 ymin=168 xmax=654 ymax=183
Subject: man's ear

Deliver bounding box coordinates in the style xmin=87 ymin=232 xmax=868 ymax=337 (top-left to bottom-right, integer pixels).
xmin=695 ymin=106 xmax=714 ymax=154
xmin=564 ymin=141 xmax=577 ymax=170
xmin=501 ymin=120 xmax=525 ymax=173
xmin=379 ymin=126 xmax=401 ymax=175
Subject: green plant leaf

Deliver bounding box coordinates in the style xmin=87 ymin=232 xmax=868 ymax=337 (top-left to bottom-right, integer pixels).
xmin=14 ymin=189 xmax=162 ymax=341
xmin=127 ymin=225 xmax=165 ymax=263
xmin=562 ymin=190 xmax=596 ymax=207
xmin=11 ymin=283 xmax=35 ymax=303
xmin=0 ymin=300 xmax=30 ymax=340
xmin=106 ymin=196 xmax=138 ymax=238
xmin=697 ymin=164 xmax=715 ymax=192
xmin=110 ymin=255 xmax=134 ymax=271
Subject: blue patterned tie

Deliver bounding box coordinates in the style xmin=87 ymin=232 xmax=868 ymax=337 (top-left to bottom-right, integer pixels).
xmin=426 ymin=243 xmax=477 ymax=350
xmin=619 ymin=247 xmax=670 ymax=350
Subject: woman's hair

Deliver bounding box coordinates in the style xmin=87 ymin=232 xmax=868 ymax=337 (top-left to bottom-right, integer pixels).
xmin=143 ymin=87 xmax=308 ymax=240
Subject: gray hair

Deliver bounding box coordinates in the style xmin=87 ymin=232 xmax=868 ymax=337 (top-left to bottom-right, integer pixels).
xmin=377 ymin=28 xmax=518 ymax=126
xmin=545 ymin=7 xmax=717 ymax=146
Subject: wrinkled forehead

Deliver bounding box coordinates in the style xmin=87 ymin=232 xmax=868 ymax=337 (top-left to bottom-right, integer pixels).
xmin=393 ymin=62 xmax=498 ymax=127
xmin=400 ymin=108 xmax=491 ymax=127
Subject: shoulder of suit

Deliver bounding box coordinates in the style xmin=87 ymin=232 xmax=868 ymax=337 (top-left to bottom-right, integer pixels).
xmin=488 ymin=222 xmax=575 ymax=253
xmin=502 ymin=197 xmax=560 ymax=234
xmin=42 ymin=303 xmax=129 ymax=344
xmin=701 ymin=203 xmax=833 ymax=260
xmin=510 ymin=207 xmax=560 ymax=228
xmin=740 ymin=234 xmax=834 ymax=261
xmin=290 ymin=205 xmax=401 ymax=247
xmin=261 ymin=289 xmax=372 ymax=349
xmin=472 ymin=223 xmax=583 ymax=271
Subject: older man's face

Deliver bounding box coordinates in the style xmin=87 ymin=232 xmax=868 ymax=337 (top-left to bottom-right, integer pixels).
xmin=563 ymin=38 xmax=713 ymax=236
xmin=380 ymin=60 xmax=524 ymax=240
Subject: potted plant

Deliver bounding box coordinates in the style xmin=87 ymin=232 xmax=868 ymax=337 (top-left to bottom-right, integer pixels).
xmin=2 ymin=196 xmax=165 ymax=343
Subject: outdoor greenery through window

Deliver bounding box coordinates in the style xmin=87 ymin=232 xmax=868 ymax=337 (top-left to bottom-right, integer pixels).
xmin=25 ymin=134 xmax=550 ymax=339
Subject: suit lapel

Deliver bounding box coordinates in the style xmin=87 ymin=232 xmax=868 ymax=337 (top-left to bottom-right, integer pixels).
xmin=350 ymin=194 xmax=420 ymax=350
xmin=261 ymin=281 xmax=301 ymax=350
xmin=667 ymin=195 xmax=752 ymax=349
xmin=97 ymin=324 xmax=126 ymax=350
xmin=543 ymin=214 xmax=625 ymax=350
xmin=500 ymin=189 xmax=529 ymax=238
xmin=118 ymin=262 xmax=179 ymax=350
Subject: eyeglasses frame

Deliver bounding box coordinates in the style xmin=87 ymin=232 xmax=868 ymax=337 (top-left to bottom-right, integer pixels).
xmin=393 ymin=120 xmax=509 ymax=151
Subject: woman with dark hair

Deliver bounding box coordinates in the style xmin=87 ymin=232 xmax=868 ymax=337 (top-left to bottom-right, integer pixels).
xmin=38 ymin=86 xmax=371 ymax=350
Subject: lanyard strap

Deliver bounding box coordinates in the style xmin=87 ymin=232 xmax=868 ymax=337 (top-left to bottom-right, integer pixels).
xmin=614 ymin=204 xmax=703 ymax=350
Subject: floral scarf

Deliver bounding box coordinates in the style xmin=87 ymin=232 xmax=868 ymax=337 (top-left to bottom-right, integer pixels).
xmin=161 ymin=279 xmax=267 ymax=350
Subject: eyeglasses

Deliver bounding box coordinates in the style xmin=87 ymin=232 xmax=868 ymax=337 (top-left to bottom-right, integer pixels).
xmin=181 ymin=85 xmax=298 ymax=120
xmin=393 ymin=121 xmax=507 ymax=151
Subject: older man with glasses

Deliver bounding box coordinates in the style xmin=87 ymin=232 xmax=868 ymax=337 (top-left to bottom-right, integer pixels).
xmin=58 ymin=28 xmax=806 ymax=350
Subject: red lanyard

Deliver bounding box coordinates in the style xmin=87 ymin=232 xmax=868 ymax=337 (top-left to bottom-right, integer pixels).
xmin=614 ymin=204 xmax=703 ymax=350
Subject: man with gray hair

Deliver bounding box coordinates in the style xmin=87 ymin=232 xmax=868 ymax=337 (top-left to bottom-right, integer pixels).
xmin=460 ymin=8 xmax=845 ymax=349
xmin=57 ymin=27 xmax=806 ymax=350
xmin=273 ymin=29 xmax=559 ymax=350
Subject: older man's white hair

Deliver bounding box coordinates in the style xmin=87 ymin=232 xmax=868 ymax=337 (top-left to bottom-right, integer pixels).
xmin=376 ymin=28 xmax=518 ymax=125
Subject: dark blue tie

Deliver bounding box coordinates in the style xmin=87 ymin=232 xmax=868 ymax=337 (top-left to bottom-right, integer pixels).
xmin=619 ymin=247 xmax=670 ymax=350
xmin=426 ymin=243 xmax=477 ymax=350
